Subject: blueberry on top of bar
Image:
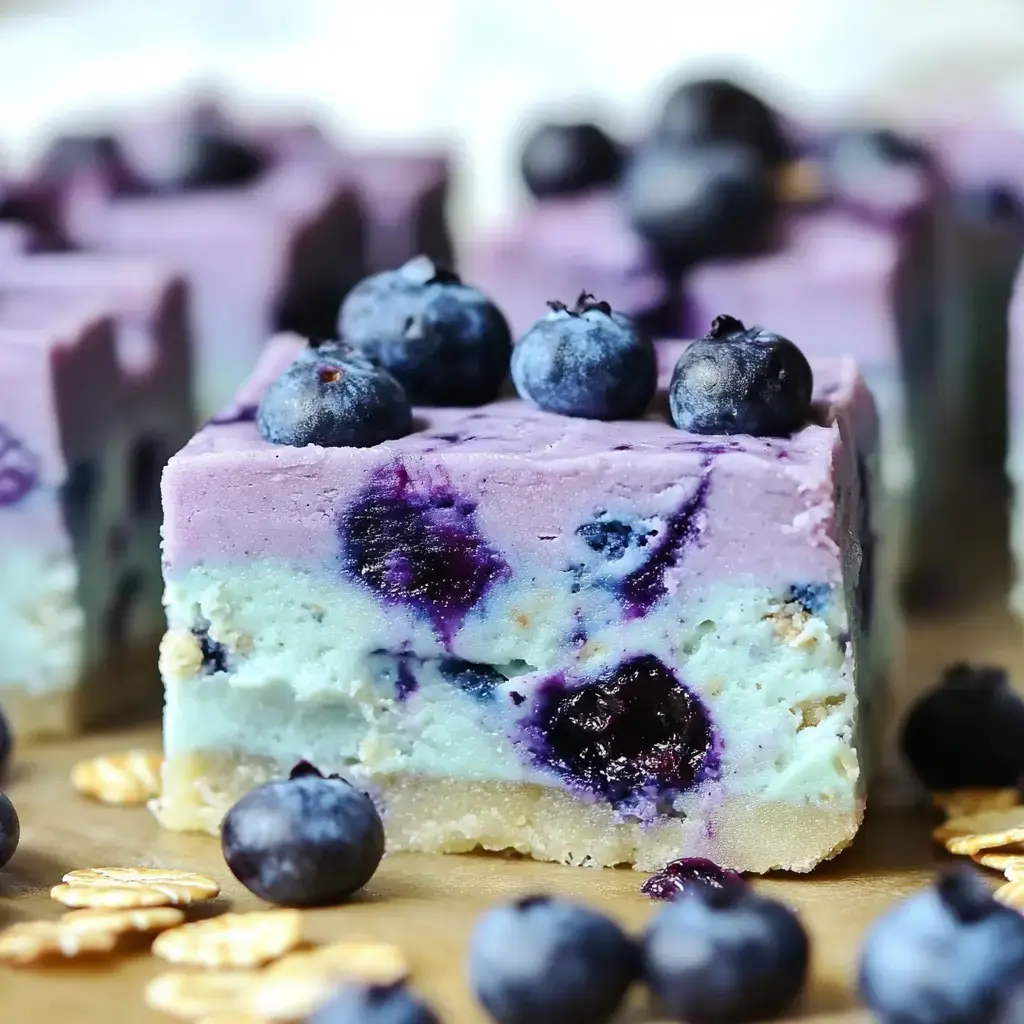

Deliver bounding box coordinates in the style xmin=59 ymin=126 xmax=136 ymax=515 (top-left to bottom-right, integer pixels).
xmin=511 ymin=292 xmax=657 ymax=420
xmin=653 ymin=77 xmax=791 ymax=167
xmin=256 ymin=339 xmax=412 ymax=448
xmin=339 ymin=256 xmax=512 ymax=407
xmin=520 ymin=122 xmax=623 ymax=198
xmin=621 ymin=142 xmax=777 ymax=266
xmin=668 ymin=315 xmax=814 ymax=437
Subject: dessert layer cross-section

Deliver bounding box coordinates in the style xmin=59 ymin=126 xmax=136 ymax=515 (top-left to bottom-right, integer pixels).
xmin=0 ymin=252 xmax=192 ymax=738
xmin=157 ymin=332 xmax=881 ymax=873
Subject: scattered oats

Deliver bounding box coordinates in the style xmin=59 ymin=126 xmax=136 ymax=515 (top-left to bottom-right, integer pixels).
xmin=152 ymin=910 xmax=303 ymax=968
xmin=934 ymin=808 xmax=1024 ymax=853
xmin=60 ymin=906 xmax=185 ymax=936
xmin=995 ymin=879 xmax=1024 ymax=912
xmin=0 ymin=920 xmax=118 ymax=964
xmin=248 ymin=941 xmax=409 ymax=1020
xmin=932 ymin=789 xmax=1021 ymax=820
xmin=57 ymin=866 xmax=220 ymax=907
xmin=145 ymin=971 xmax=258 ymax=1020
xmin=70 ymin=749 xmax=163 ymax=805
xmin=973 ymin=851 xmax=1024 ymax=873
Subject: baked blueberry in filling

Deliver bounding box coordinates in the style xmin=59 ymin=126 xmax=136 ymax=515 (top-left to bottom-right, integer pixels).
xmin=339 ymin=462 xmax=510 ymax=643
xmin=522 ymin=654 xmax=717 ymax=807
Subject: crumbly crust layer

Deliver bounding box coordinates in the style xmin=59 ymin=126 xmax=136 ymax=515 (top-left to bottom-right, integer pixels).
xmin=155 ymin=751 xmax=861 ymax=873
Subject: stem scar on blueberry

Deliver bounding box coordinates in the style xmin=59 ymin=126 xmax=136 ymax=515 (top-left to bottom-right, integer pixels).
xmin=708 ymin=314 xmax=747 ymax=340
xmin=574 ymin=291 xmax=613 ymax=316
xmin=319 ymin=367 xmax=343 ymax=383
xmin=289 ymin=760 xmax=324 ymax=779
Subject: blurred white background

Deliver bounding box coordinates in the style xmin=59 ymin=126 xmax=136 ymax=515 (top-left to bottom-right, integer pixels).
xmin=2 ymin=0 xmax=1024 ymax=229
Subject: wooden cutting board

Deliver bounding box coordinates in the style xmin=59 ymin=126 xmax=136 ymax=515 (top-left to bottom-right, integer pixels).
xmin=1 ymin=578 xmax=1020 ymax=1022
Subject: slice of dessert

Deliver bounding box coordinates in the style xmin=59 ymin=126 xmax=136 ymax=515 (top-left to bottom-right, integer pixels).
xmin=0 ymin=302 xmax=129 ymax=738
xmin=0 ymin=253 xmax=194 ymax=725
xmin=156 ymin=269 xmax=880 ymax=873
xmin=35 ymin=101 xmax=362 ymax=418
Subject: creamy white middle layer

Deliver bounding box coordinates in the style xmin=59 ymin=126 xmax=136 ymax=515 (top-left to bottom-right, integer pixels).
xmin=0 ymin=544 xmax=84 ymax=695
xmin=162 ymin=560 xmax=863 ymax=810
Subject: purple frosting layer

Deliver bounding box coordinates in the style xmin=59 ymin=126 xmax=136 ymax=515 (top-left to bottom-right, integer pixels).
xmin=163 ymin=335 xmax=877 ymax=609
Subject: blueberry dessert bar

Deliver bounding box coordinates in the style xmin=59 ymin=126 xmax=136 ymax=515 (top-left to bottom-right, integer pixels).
xmin=0 ymin=305 xmax=122 ymax=737
xmin=0 ymin=254 xmax=192 ymax=737
xmin=467 ymin=82 xmax=947 ymax=593
xmin=156 ymin=270 xmax=880 ymax=873
xmin=36 ymin=100 xmax=362 ymax=417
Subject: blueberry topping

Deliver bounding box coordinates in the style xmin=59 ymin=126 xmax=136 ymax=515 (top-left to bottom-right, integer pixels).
xmin=0 ymin=704 xmax=10 ymax=779
xmin=0 ymin=790 xmax=19 ymax=869
xmin=439 ymin=658 xmax=504 ymax=701
xmin=823 ymin=128 xmax=932 ymax=215
xmin=643 ymin=882 xmax=809 ymax=1023
xmin=221 ymin=761 xmax=384 ymax=907
xmin=859 ymin=867 xmax=1024 ymax=1024
xmin=468 ymin=895 xmax=637 ymax=1024
xmin=36 ymin=133 xmax=137 ymax=193
xmin=786 ymin=583 xmax=832 ymax=617
xmin=0 ymin=425 xmax=40 ymax=507
xmin=654 ymin=77 xmax=791 ymax=166
xmin=622 ymin=143 xmax=776 ymax=267
xmin=173 ymin=130 xmax=267 ymax=191
xmin=957 ymin=183 xmax=1024 ymax=223
xmin=524 ymin=654 xmax=716 ymax=806
xmin=511 ymin=292 xmax=657 ymax=420
xmin=519 ymin=122 xmax=622 ymax=198
xmin=669 ymin=316 xmax=813 ymax=437
xmin=257 ymin=340 xmax=412 ymax=449
xmin=340 ymin=462 xmax=510 ymax=643
xmin=308 ymin=982 xmax=441 ymax=1024
xmin=641 ymin=857 xmax=744 ymax=901
xmin=901 ymin=663 xmax=1024 ymax=790
xmin=338 ymin=256 xmax=512 ymax=406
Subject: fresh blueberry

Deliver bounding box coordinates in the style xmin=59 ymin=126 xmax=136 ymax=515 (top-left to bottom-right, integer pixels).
xmin=653 ymin=77 xmax=791 ymax=166
xmin=524 ymin=654 xmax=717 ymax=806
xmin=36 ymin=133 xmax=138 ymax=194
xmin=309 ymin=983 xmax=441 ymax=1024
xmin=859 ymin=868 xmax=1024 ymax=1024
xmin=257 ymin=339 xmax=412 ymax=449
xmin=823 ymin=128 xmax=932 ymax=216
xmin=669 ymin=315 xmax=814 ymax=437
xmin=220 ymin=761 xmax=384 ymax=907
xmin=519 ymin=122 xmax=622 ymax=198
xmin=956 ymin=183 xmax=1024 ymax=224
xmin=173 ymin=130 xmax=267 ymax=191
xmin=641 ymin=857 xmax=744 ymax=901
xmin=0 ymin=790 xmax=19 ymax=869
xmin=622 ymin=143 xmax=776 ymax=266
xmin=643 ymin=881 xmax=809 ymax=1023
xmin=467 ymin=895 xmax=637 ymax=1024
xmin=901 ymin=663 xmax=1024 ymax=790
xmin=0 ymin=424 xmax=40 ymax=507
xmin=511 ymin=292 xmax=656 ymax=420
xmin=338 ymin=256 xmax=512 ymax=406
xmin=0 ymin=704 xmax=10 ymax=779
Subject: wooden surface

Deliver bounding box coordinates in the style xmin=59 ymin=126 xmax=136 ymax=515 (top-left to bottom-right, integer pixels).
xmin=2 ymin=524 xmax=1022 ymax=1023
